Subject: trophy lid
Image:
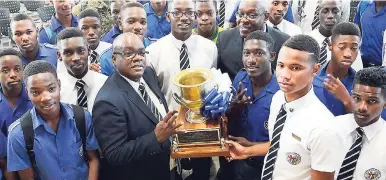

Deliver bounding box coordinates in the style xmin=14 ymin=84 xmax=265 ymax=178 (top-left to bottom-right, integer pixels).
xmin=173 ymin=68 xmax=212 ymax=88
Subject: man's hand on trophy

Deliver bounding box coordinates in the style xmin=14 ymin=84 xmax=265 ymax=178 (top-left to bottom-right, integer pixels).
xmin=225 ymin=140 xmax=249 ymax=162
xmin=228 ymin=135 xmax=254 ymax=147
xmin=154 ymin=111 xmax=184 ymax=143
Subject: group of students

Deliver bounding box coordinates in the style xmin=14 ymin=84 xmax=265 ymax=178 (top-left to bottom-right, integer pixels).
xmin=0 ymin=0 xmax=385 ymax=180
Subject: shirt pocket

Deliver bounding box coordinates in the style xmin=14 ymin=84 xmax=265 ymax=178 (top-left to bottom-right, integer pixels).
xmin=281 ymin=130 xmax=310 ymax=168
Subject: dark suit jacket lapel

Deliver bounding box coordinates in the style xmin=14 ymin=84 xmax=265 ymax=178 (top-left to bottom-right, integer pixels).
xmin=113 ymin=72 xmax=159 ymax=125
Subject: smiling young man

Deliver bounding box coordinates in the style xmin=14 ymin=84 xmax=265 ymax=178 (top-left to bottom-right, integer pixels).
xmin=226 ymin=35 xmax=339 ymax=180
xmin=266 ymin=0 xmax=302 ymax=36
xmin=313 ymin=22 xmax=361 ymax=116
xmin=333 ymin=67 xmax=386 ymax=180
xmin=101 ymin=0 xmax=125 ymax=44
xmin=193 ymin=0 xmax=223 ymax=42
xmin=11 ymin=14 xmax=58 ymax=68
xmin=7 ymin=60 xmax=99 ymax=180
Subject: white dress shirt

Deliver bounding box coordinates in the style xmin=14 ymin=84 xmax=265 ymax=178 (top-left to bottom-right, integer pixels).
xmin=119 ymin=75 xmax=167 ymax=118
xmin=266 ymin=89 xmax=339 ymax=180
xmin=59 ymin=70 xmax=107 ymax=113
xmin=146 ymin=34 xmax=218 ymax=110
xmin=307 ymin=29 xmax=363 ymax=72
xmin=292 ymin=0 xmax=350 ymax=34
xmin=333 ymin=114 xmax=386 ymax=180
xmin=267 ymin=19 xmax=303 ymax=36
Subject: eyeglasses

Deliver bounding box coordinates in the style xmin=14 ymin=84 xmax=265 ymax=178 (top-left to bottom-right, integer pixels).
xmin=113 ymin=49 xmax=148 ymax=60
xmin=236 ymin=12 xmax=262 ymax=20
xmin=169 ymin=11 xmax=196 ymax=18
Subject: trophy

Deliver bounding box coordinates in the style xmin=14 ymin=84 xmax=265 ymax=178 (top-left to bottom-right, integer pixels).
xmin=171 ymin=68 xmax=230 ymax=158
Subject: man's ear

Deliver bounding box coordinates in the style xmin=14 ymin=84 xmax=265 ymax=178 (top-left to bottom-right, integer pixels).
xmin=270 ymin=51 xmax=276 ymax=62
xmin=118 ymin=17 xmax=123 ymax=31
xmin=328 ymin=40 xmax=332 ymax=51
xmin=312 ymin=63 xmax=321 ymax=76
xmin=112 ymin=54 xmax=117 ymax=68
xmin=166 ymin=12 xmax=171 ymax=22
xmin=263 ymin=11 xmax=269 ymax=22
xmin=57 ymin=51 xmax=62 ymax=62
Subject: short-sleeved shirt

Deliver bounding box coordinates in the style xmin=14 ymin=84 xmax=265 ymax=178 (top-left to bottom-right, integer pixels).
xmin=38 ymin=14 xmax=79 ymax=44
xmin=101 ymin=26 xmax=121 ymax=44
xmin=20 ymin=44 xmax=58 ymax=68
xmin=313 ymin=62 xmax=356 ymax=116
xmin=230 ymin=69 xmax=279 ymax=163
xmin=144 ymin=3 xmax=171 ymax=41
xmin=7 ymin=103 xmax=99 ymax=180
xmin=0 ymin=131 xmax=6 ymax=158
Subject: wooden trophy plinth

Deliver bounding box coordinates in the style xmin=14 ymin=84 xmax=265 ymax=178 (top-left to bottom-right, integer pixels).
xmin=171 ymin=106 xmax=230 ymax=158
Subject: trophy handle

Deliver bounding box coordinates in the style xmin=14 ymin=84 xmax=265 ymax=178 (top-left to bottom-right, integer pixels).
xmin=173 ymin=93 xmax=188 ymax=107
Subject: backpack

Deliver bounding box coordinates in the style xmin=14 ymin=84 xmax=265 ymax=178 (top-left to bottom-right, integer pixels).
xmin=20 ymin=105 xmax=87 ymax=178
xmin=43 ymin=25 xmax=57 ymax=44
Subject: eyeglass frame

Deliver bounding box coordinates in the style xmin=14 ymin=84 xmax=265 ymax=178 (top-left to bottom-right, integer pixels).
xmin=167 ymin=10 xmax=197 ymax=18
xmin=113 ymin=49 xmax=149 ymax=60
xmin=235 ymin=11 xmax=265 ymax=20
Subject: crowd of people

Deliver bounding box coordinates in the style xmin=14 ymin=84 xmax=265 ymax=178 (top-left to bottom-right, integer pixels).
xmin=0 ymin=0 xmax=386 ymax=180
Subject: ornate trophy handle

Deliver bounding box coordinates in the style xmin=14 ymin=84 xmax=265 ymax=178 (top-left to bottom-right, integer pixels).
xmin=173 ymin=93 xmax=188 ymax=107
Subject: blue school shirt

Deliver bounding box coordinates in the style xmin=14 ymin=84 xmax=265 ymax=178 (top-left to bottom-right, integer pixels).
xmin=230 ymin=69 xmax=279 ymax=164
xmin=38 ymin=14 xmax=79 ymax=45
xmin=7 ymin=103 xmax=99 ymax=180
xmin=101 ymin=26 xmax=121 ymax=44
xmin=313 ymin=63 xmax=356 ymax=116
xmin=144 ymin=3 xmax=171 ymax=41
xmin=20 ymin=44 xmax=58 ymax=68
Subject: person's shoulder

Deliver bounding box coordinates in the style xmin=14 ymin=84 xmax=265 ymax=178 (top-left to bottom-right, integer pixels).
xmin=42 ymin=43 xmax=58 ymax=50
xmin=194 ymin=34 xmax=216 ymax=46
xmin=270 ymin=26 xmax=290 ymax=40
xmin=146 ymin=35 xmax=170 ymax=50
xmin=218 ymin=27 xmax=239 ymax=38
xmin=8 ymin=119 xmax=23 ymax=140
xmin=233 ymin=69 xmax=248 ymax=83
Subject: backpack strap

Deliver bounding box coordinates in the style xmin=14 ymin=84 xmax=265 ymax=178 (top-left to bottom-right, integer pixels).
xmin=20 ymin=110 xmax=37 ymax=179
xmin=43 ymin=25 xmax=57 ymax=44
xmin=71 ymin=105 xmax=88 ymax=164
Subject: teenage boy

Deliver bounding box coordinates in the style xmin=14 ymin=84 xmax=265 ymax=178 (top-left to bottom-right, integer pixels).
xmin=267 ymin=0 xmax=302 ymax=36
xmin=333 ymin=67 xmax=386 ymax=180
xmin=313 ymin=22 xmax=361 ymax=116
xmin=144 ymin=0 xmax=171 ymax=41
xmin=101 ymin=0 xmax=125 ymax=44
xmin=7 ymin=60 xmax=100 ymax=180
xmin=226 ymin=35 xmax=339 ymax=180
xmin=194 ymin=0 xmax=223 ymax=42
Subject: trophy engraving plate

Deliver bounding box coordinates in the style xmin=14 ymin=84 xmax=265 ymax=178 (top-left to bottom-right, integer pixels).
xmin=177 ymin=129 xmax=220 ymax=144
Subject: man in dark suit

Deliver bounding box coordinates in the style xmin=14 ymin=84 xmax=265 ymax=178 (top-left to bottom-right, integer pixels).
xmin=92 ymin=32 xmax=183 ymax=180
xmin=217 ymin=0 xmax=290 ymax=80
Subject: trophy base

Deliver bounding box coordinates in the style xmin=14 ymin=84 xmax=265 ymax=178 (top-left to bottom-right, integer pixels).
xmin=186 ymin=109 xmax=208 ymax=124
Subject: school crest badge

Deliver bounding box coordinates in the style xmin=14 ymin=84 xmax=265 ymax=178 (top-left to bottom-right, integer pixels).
xmin=286 ymin=152 xmax=301 ymax=165
xmin=264 ymin=121 xmax=268 ymax=130
xmin=364 ymin=168 xmax=381 ymax=180
xmin=79 ymin=145 xmax=83 ymax=157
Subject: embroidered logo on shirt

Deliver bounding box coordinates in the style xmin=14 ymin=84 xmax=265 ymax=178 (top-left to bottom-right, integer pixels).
xmin=79 ymin=145 xmax=83 ymax=157
xmin=364 ymin=168 xmax=381 ymax=180
xmin=286 ymin=152 xmax=301 ymax=165
xmin=264 ymin=121 xmax=268 ymax=130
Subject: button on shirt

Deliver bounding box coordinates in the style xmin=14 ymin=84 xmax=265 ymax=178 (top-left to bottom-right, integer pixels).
xmin=230 ymin=70 xmax=279 ymax=163
xmin=101 ymin=26 xmax=121 ymax=44
xmin=146 ymin=34 xmax=218 ymax=110
xmin=144 ymin=2 xmax=171 ymax=41
xmin=266 ymin=89 xmax=338 ymax=180
xmin=307 ymin=29 xmax=363 ymax=71
xmin=21 ymin=44 xmax=58 ymax=68
xmin=7 ymin=103 xmax=99 ymax=180
xmin=58 ymin=69 xmax=108 ymax=113
xmin=313 ymin=62 xmax=356 ymax=116
xmin=333 ymin=114 xmax=386 ymax=180
xmin=38 ymin=14 xmax=79 ymax=44
xmin=267 ymin=20 xmax=302 ymax=36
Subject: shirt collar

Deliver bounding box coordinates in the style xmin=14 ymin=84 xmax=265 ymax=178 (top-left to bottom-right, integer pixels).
xmin=170 ymin=33 xmax=194 ymax=50
xmin=193 ymin=26 xmax=221 ymax=41
xmin=318 ymin=61 xmax=356 ymax=78
xmin=36 ymin=44 xmax=49 ymax=57
xmin=284 ymin=88 xmax=315 ymax=113
xmin=241 ymin=69 xmax=278 ymax=94
xmin=31 ymin=103 xmax=72 ymax=130
xmin=0 ymin=84 xmax=29 ymax=102
xmin=112 ymin=26 xmax=121 ymax=37
xmin=346 ymin=114 xmax=385 ymax=142
xmin=119 ymin=73 xmax=144 ymax=92
xmin=145 ymin=2 xmax=168 ymax=18
xmin=65 ymin=69 xmax=93 ymax=90
xmin=267 ymin=20 xmax=284 ymax=30
xmin=50 ymin=14 xmax=78 ymax=31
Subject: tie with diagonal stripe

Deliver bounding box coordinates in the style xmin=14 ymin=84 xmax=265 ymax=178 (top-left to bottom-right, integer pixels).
xmin=90 ymin=50 xmax=99 ymax=64
xmin=262 ymin=105 xmax=287 ymax=180
xmin=75 ymin=80 xmax=88 ymax=108
xmin=319 ymin=37 xmax=330 ymax=65
xmin=337 ymin=127 xmax=364 ymax=180
xmin=218 ymin=0 xmax=226 ymax=27
xmin=139 ymin=82 xmax=163 ymax=121
xmin=180 ymin=43 xmax=190 ymax=70
xmin=311 ymin=1 xmax=321 ymax=30
xmin=273 ymin=26 xmax=280 ymax=31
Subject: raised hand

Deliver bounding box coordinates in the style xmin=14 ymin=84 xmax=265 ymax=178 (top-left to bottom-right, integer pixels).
xmin=154 ymin=111 xmax=184 ymax=143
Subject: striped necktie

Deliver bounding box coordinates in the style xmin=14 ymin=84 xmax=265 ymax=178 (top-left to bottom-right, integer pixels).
xmin=319 ymin=37 xmax=330 ymax=65
xmin=90 ymin=50 xmax=99 ymax=64
xmin=262 ymin=105 xmax=287 ymax=180
xmin=218 ymin=0 xmax=226 ymax=27
xmin=75 ymin=80 xmax=88 ymax=108
xmin=139 ymin=82 xmax=162 ymax=121
xmin=273 ymin=26 xmax=280 ymax=31
xmin=180 ymin=43 xmax=190 ymax=70
xmin=311 ymin=1 xmax=321 ymax=30
xmin=337 ymin=127 xmax=364 ymax=180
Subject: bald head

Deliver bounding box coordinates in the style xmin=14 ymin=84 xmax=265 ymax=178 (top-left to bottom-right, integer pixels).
xmin=113 ymin=32 xmax=144 ymax=53
xmin=239 ymin=0 xmax=269 ymax=13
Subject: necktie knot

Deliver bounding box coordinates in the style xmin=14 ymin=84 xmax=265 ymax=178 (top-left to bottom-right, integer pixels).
xmin=323 ymin=38 xmax=330 ymax=45
xmin=76 ymin=79 xmax=88 ymax=108
xmin=76 ymin=80 xmax=86 ymax=89
xmin=356 ymin=127 xmax=364 ymax=137
xmin=90 ymin=50 xmax=99 ymax=64
xmin=139 ymin=82 xmax=146 ymax=94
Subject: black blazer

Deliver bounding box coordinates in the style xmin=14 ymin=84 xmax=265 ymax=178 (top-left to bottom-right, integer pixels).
xmin=217 ymin=26 xmax=290 ymax=80
xmin=92 ymin=68 xmax=170 ymax=180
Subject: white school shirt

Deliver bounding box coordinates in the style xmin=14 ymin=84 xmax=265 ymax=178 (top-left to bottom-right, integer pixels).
xmin=266 ymin=89 xmax=339 ymax=180
xmin=267 ymin=19 xmax=303 ymax=36
xmin=146 ymin=34 xmax=218 ymax=110
xmin=308 ymin=29 xmax=363 ymax=72
xmin=333 ymin=114 xmax=386 ymax=180
xmin=59 ymin=70 xmax=107 ymax=113
xmin=292 ymin=0 xmax=350 ymax=34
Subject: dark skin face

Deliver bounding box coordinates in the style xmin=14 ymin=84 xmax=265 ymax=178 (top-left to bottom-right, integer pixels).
xmin=318 ymin=0 xmax=342 ymax=33
xmin=26 ymin=72 xmax=61 ymax=120
xmin=11 ymin=20 xmax=39 ymax=54
xmin=119 ymin=7 xmax=147 ymax=41
xmin=352 ymin=84 xmax=386 ymax=127
xmin=242 ymin=39 xmax=274 ymax=78
xmin=57 ymin=37 xmax=90 ymax=79
xmin=151 ymin=0 xmax=167 ymax=14
xmin=196 ymin=1 xmax=217 ymax=39
xmin=167 ymin=0 xmax=195 ymax=41
xmin=276 ymin=47 xmax=320 ymax=102
xmin=329 ymin=35 xmax=360 ymax=69
xmin=79 ymin=17 xmax=102 ymax=50
xmin=237 ymin=1 xmax=268 ymax=38
xmin=0 ymin=55 xmax=23 ymax=92
xmin=111 ymin=0 xmax=126 ymax=27
xmin=52 ymin=0 xmax=72 ymax=17
xmin=113 ymin=34 xmax=146 ymax=82
xmin=268 ymin=0 xmax=289 ymax=25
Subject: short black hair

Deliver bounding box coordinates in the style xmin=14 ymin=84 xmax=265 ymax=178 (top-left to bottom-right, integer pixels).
xmin=23 ymin=60 xmax=57 ymax=83
xmin=0 ymin=48 xmax=22 ymax=59
xmin=196 ymin=0 xmax=217 ymax=12
xmin=244 ymin=31 xmax=275 ymax=52
xmin=11 ymin=13 xmax=35 ymax=28
xmin=56 ymin=27 xmax=85 ymax=42
xmin=331 ymin=22 xmax=361 ymax=42
xmin=78 ymin=8 xmax=101 ymax=20
xmin=121 ymin=1 xmax=145 ymax=13
xmin=282 ymin=35 xmax=320 ymax=64
xmin=354 ymin=67 xmax=386 ymax=98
